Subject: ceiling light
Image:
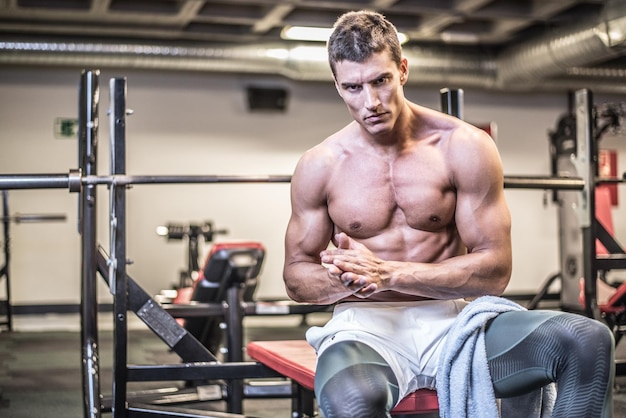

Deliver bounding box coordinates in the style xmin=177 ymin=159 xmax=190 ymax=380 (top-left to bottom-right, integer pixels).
xmin=289 ymin=46 xmax=328 ymax=61
xmin=441 ymin=32 xmax=479 ymax=44
xmin=281 ymin=26 xmax=408 ymax=44
xmin=281 ymin=26 xmax=333 ymax=42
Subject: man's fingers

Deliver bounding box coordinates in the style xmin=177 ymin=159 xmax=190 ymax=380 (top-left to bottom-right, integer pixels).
xmin=355 ymin=283 xmax=378 ymax=297
xmin=335 ymin=232 xmax=351 ymax=249
xmin=340 ymin=273 xmax=367 ymax=289
xmin=327 ymin=264 xmax=343 ymax=277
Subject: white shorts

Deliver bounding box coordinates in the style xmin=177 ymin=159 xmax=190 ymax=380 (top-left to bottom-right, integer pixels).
xmin=305 ymin=299 xmax=468 ymax=400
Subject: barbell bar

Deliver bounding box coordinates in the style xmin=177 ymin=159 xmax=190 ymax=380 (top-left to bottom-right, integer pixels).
xmin=504 ymin=175 xmax=585 ymax=190
xmin=0 ymin=170 xmax=292 ymax=191
xmin=2 ymin=213 xmax=67 ymax=223
xmin=0 ymin=170 xmax=604 ymax=191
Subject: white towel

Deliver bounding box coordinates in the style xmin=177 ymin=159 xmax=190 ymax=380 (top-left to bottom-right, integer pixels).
xmin=436 ymin=295 xmax=555 ymax=418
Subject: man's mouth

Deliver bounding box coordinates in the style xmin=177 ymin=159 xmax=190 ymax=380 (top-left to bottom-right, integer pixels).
xmin=366 ymin=112 xmax=387 ymax=122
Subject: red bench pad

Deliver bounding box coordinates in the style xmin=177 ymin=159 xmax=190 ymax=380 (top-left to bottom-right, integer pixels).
xmin=247 ymin=340 xmax=438 ymax=414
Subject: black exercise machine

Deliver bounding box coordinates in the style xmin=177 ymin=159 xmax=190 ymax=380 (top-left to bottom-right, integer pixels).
xmin=156 ymin=221 xmax=229 ymax=289
xmin=179 ymin=241 xmax=264 ymax=356
xmin=155 ymin=221 xmax=265 ymax=356
xmin=528 ymin=94 xmax=626 ymax=314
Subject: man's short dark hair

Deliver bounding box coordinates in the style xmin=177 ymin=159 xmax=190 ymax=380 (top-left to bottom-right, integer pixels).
xmin=327 ymin=10 xmax=403 ymax=77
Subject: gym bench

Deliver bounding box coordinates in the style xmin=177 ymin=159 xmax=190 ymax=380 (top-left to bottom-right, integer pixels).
xmin=247 ymin=339 xmax=439 ymax=417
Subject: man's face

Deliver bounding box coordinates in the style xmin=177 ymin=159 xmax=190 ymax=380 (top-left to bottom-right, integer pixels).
xmin=333 ymin=51 xmax=408 ymax=137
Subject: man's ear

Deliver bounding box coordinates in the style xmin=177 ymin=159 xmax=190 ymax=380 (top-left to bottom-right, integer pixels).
xmin=399 ymin=57 xmax=409 ymax=85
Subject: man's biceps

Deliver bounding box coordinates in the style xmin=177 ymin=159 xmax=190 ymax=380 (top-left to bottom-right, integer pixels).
xmin=456 ymin=217 xmax=502 ymax=248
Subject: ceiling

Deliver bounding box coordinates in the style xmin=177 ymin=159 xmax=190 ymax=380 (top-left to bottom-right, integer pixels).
xmin=1 ymin=0 xmax=626 ymax=93
xmin=0 ymin=0 xmax=610 ymax=46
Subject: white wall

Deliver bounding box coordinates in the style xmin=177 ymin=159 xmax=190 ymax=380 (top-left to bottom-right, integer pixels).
xmin=1 ymin=66 xmax=625 ymax=307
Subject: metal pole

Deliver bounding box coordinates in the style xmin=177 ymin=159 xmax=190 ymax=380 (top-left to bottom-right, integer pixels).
xmin=79 ymin=69 xmax=102 ymax=418
xmin=503 ymin=176 xmax=585 ymax=190
xmin=8 ymin=213 xmax=66 ymax=223
xmin=575 ymin=89 xmax=600 ymax=319
xmin=1 ymin=190 xmax=12 ymax=331
xmin=0 ymin=174 xmax=72 ymax=189
xmin=440 ymin=88 xmax=464 ymax=119
xmin=225 ymin=285 xmax=244 ymax=413
xmin=83 ymin=174 xmax=292 ymax=186
xmin=109 ymin=77 xmax=129 ymax=418
xmin=0 ymin=172 xmax=290 ymax=189
xmin=0 ymin=172 xmax=591 ymax=191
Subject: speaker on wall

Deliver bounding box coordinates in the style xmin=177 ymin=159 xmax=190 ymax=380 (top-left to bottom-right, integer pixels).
xmin=246 ymin=86 xmax=289 ymax=112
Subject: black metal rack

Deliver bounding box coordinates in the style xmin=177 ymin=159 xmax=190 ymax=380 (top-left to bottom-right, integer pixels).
xmin=0 ymin=190 xmax=11 ymax=331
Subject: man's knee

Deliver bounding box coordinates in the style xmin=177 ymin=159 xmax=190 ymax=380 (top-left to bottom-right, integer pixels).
xmin=552 ymin=314 xmax=614 ymax=361
xmin=314 ymin=340 xmax=399 ymax=417
xmin=488 ymin=310 xmax=614 ymax=361
xmin=487 ymin=311 xmax=614 ymax=397
xmin=318 ymin=364 xmax=393 ymax=418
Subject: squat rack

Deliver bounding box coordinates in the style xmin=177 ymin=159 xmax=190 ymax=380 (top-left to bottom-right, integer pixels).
xmin=0 ymin=70 xmax=615 ymax=417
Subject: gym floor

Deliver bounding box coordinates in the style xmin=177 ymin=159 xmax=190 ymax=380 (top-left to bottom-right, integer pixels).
xmin=2 ymin=311 xmax=626 ymax=418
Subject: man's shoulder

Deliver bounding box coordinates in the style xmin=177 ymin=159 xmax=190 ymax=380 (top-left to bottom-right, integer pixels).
xmin=295 ymin=141 xmax=338 ymax=177
xmin=303 ymin=124 xmax=356 ymax=159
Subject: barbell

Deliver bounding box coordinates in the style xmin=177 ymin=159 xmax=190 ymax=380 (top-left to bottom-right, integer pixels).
xmin=0 ymin=170 xmax=605 ymax=192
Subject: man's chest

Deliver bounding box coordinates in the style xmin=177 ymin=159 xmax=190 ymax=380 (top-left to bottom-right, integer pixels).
xmin=327 ymin=173 xmax=456 ymax=236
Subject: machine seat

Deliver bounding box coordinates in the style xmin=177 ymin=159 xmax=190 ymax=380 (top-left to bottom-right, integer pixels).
xmin=182 ymin=242 xmax=265 ymax=353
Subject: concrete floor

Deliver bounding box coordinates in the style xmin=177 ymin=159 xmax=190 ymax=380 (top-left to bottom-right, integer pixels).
xmin=2 ymin=311 xmax=626 ymax=417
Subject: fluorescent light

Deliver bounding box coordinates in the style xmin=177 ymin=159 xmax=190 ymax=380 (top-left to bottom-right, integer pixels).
xmin=281 ymin=26 xmax=334 ymax=42
xmin=264 ymin=48 xmax=289 ymax=60
xmin=441 ymin=32 xmax=479 ymax=44
xmin=289 ymin=46 xmax=328 ymax=61
xmin=282 ymin=26 xmax=409 ymax=44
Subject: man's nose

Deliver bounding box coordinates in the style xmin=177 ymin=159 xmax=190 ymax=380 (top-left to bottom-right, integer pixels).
xmin=363 ymin=86 xmax=381 ymax=110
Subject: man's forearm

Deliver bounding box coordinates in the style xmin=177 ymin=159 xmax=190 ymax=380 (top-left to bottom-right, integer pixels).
xmin=384 ymin=253 xmax=510 ymax=299
xmin=284 ymin=262 xmax=354 ymax=305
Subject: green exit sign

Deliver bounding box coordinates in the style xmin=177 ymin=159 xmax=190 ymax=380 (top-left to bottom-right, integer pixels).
xmin=54 ymin=118 xmax=78 ymax=139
